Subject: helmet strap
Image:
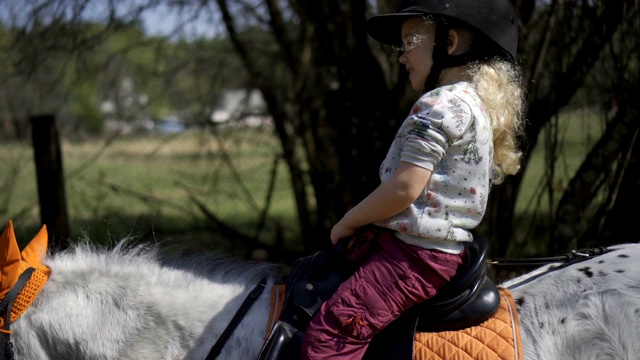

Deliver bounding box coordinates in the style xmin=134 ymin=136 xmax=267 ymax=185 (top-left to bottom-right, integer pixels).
xmin=423 ymin=22 xmax=494 ymax=92
xmin=423 ymin=23 xmax=450 ymax=91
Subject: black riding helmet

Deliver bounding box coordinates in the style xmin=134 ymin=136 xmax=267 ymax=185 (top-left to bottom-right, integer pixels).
xmin=366 ymin=0 xmax=518 ymax=90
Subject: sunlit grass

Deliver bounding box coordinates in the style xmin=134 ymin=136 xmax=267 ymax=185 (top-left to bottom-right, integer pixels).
xmin=1 ymin=126 xmax=298 ymax=252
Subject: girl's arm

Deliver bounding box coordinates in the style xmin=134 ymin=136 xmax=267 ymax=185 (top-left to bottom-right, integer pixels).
xmin=330 ymin=161 xmax=432 ymax=244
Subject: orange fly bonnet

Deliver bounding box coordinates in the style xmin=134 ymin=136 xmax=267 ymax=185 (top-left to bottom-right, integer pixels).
xmin=0 ymin=221 xmax=51 ymax=328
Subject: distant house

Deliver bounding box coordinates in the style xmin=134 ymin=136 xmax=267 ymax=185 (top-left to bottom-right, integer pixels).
xmin=100 ymin=77 xmax=153 ymax=135
xmin=211 ymin=89 xmax=272 ymax=127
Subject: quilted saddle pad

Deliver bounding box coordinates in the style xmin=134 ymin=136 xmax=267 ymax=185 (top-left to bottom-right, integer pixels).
xmin=413 ymin=288 xmax=523 ymax=360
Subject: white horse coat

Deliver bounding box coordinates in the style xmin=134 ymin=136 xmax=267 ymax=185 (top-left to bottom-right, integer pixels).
xmin=5 ymin=240 xmax=640 ymax=360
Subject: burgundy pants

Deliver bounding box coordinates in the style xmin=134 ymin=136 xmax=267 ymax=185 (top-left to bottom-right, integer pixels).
xmin=300 ymin=228 xmax=464 ymax=360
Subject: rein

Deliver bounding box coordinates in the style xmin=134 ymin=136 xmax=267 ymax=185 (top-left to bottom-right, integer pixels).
xmin=493 ymin=246 xmax=613 ymax=290
xmin=206 ymin=277 xmax=267 ymax=360
xmin=0 ymin=267 xmax=35 ymax=360
xmin=488 ymin=246 xmax=611 ymax=266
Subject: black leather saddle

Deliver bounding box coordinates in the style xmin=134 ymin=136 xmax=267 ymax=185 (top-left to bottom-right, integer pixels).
xmin=257 ymin=234 xmax=500 ymax=360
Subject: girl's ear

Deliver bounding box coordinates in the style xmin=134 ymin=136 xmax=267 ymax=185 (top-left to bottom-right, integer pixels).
xmin=447 ymin=29 xmax=460 ymax=55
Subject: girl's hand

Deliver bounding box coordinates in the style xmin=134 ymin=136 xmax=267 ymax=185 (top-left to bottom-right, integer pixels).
xmin=330 ymin=222 xmax=357 ymax=245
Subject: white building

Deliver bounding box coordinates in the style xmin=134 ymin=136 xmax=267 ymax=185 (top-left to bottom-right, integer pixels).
xmin=211 ymin=89 xmax=272 ymax=127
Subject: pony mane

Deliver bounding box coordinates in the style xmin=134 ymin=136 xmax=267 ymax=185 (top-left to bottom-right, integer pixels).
xmin=43 ymin=237 xmax=282 ymax=291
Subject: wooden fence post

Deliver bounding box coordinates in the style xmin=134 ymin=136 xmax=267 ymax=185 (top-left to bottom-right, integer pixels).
xmin=30 ymin=114 xmax=70 ymax=250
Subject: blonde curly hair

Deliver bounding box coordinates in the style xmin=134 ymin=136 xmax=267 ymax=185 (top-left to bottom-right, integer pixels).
xmin=465 ymin=59 xmax=526 ymax=184
xmin=449 ymin=25 xmax=526 ymax=185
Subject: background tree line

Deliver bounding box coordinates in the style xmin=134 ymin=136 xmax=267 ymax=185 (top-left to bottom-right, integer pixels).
xmin=0 ymin=0 xmax=638 ymax=268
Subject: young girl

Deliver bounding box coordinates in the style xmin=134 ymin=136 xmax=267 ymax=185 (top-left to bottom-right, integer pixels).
xmin=301 ymin=0 xmax=526 ymax=359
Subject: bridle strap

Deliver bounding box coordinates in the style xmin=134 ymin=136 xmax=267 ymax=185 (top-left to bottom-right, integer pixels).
xmin=1 ymin=267 xmax=35 ymax=360
xmin=206 ymin=277 xmax=267 ymax=359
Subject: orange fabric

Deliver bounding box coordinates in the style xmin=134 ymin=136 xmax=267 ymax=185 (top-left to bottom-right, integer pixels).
xmin=0 ymin=221 xmax=51 ymax=326
xmin=264 ymin=284 xmax=287 ymax=342
xmin=1 ymin=220 xmax=23 ymax=299
xmin=413 ymin=288 xmax=523 ymax=360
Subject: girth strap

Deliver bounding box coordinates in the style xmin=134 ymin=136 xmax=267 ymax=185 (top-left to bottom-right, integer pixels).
xmin=0 ymin=267 xmax=35 ymax=360
xmin=206 ymin=277 xmax=267 ymax=359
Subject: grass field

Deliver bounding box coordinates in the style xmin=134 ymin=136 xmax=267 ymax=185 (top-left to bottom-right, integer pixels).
xmin=1 ymin=126 xmax=298 ymax=253
xmin=1 ymin=108 xmax=605 ymax=255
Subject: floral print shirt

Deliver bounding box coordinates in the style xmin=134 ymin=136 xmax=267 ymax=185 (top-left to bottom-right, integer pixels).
xmin=375 ymin=82 xmax=492 ymax=253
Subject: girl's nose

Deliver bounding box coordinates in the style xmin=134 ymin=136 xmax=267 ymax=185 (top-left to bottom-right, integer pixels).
xmin=399 ymin=53 xmax=407 ymax=64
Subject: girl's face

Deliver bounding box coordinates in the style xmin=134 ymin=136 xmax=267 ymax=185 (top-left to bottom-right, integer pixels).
xmin=399 ymin=18 xmax=437 ymax=91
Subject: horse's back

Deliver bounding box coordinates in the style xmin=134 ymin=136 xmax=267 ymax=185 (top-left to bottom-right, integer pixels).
xmin=504 ymin=243 xmax=640 ymax=360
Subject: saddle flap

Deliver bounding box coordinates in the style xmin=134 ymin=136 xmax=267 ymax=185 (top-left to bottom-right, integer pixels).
xmin=257 ymin=321 xmax=300 ymax=360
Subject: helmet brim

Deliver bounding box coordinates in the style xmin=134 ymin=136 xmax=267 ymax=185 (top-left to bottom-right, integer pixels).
xmin=366 ymin=0 xmax=518 ymax=63
xmin=366 ymin=12 xmax=426 ymax=47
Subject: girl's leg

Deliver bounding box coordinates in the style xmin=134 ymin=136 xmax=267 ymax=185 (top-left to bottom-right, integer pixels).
xmin=300 ymin=233 xmax=464 ymax=360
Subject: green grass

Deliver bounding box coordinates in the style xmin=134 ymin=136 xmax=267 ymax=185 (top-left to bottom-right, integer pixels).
xmin=1 ymin=126 xmax=299 ymax=252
